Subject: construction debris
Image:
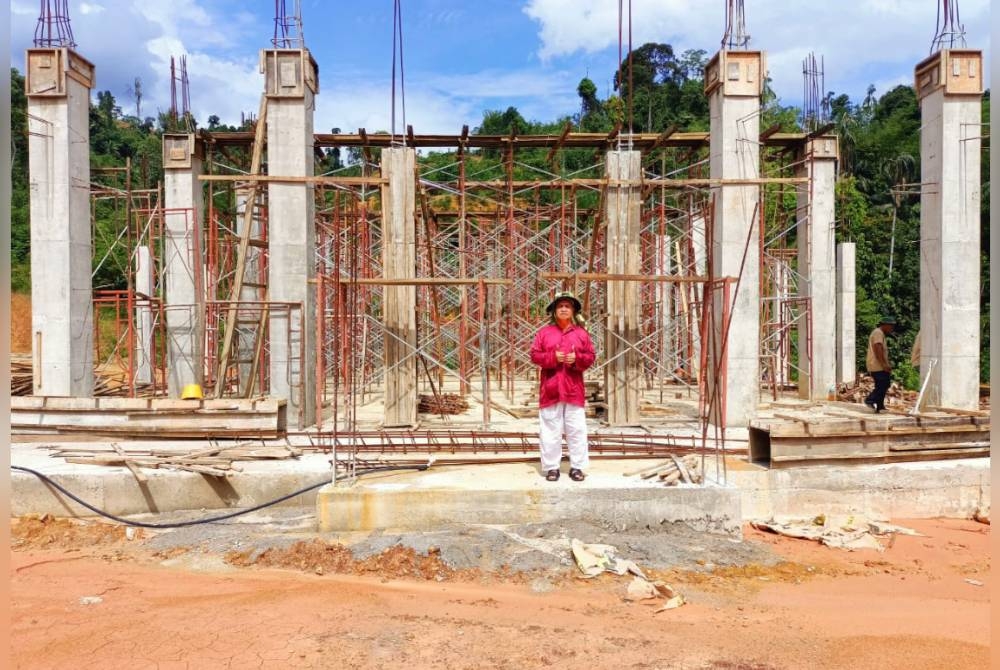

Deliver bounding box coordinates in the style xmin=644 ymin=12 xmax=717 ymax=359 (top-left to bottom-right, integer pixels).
xmin=837 ymin=376 xmax=990 ymax=413
xmin=751 ymin=515 xmax=921 ymax=551
xmin=624 ymin=453 xmax=704 ymax=486
xmin=418 ymin=393 xmax=469 ymax=415
xmin=570 ymin=539 xmax=646 ymax=579
xmin=45 ymin=440 xmax=302 ymax=479
xmin=837 ymin=377 xmax=915 ymax=410
xmin=972 ymin=506 xmax=990 ymax=525
xmin=570 ymin=539 xmax=685 ymax=612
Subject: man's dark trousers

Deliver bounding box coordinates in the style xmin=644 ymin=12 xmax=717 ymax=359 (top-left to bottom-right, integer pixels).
xmin=865 ymin=371 xmax=891 ymax=411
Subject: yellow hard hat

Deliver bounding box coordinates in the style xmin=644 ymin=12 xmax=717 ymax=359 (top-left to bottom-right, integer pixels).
xmin=181 ymin=383 xmax=203 ymax=400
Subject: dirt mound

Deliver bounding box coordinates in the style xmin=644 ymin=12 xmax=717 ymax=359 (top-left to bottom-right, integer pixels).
xmin=11 ymin=514 xmax=144 ymax=549
xmin=11 ymin=293 xmax=31 ymax=353
xmin=227 ymin=540 xmax=464 ymax=581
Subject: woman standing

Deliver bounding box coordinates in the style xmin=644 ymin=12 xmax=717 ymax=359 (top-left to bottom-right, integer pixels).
xmin=530 ymin=292 xmax=596 ymax=482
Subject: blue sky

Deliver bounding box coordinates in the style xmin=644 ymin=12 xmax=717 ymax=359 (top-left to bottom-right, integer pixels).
xmin=8 ymin=0 xmax=992 ymax=134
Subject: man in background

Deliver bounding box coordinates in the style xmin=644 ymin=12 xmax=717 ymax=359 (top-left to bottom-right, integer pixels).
xmin=864 ymin=317 xmax=896 ymax=413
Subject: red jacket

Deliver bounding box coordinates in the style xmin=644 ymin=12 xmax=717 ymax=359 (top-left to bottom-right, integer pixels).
xmin=530 ymin=323 xmax=596 ymax=408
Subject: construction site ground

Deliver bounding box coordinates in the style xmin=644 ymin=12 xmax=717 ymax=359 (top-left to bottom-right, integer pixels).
xmin=10 ymin=296 xmax=992 ymax=668
xmin=10 ymin=513 xmax=990 ymax=670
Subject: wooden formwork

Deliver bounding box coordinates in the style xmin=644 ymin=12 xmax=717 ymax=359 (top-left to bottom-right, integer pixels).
xmin=11 ymin=396 xmax=287 ymax=439
xmin=749 ymin=403 xmax=989 ymax=467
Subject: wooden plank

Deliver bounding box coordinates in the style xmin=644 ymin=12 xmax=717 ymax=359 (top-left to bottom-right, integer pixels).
xmin=888 ymin=440 xmax=990 ymax=452
xmin=923 ymin=406 xmax=989 ymax=417
xmin=773 ymin=413 xmax=812 ymax=424
xmin=604 ymin=150 xmax=642 ymax=427
xmin=111 ymin=443 xmax=149 ymax=483
xmin=215 ymin=93 xmax=268 ymax=394
xmin=770 ymin=446 xmax=989 ymax=465
xmin=17 ymin=425 xmax=282 ymax=439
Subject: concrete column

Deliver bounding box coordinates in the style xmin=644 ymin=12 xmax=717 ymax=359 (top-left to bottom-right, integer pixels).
xmin=134 ymin=246 xmax=154 ymax=385
xmin=836 ymin=242 xmax=856 ymax=385
xmin=915 ymin=50 xmax=982 ymax=410
xmin=655 ymin=233 xmax=674 ymax=381
xmin=380 ymin=147 xmax=418 ymax=427
xmin=162 ymin=134 xmax=205 ymax=397
xmin=605 ymin=150 xmax=642 ymax=426
xmin=262 ymin=49 xmax=318 ymax=427
xmin=25 ymin=48 xmax=95 ymax=396
xmin=703 ymin=50 xmax=764 ymax=427
xmin=773 ymin=259 xmax=790 ymax=388
xmin=796 ymin=137 xmax=838 ymax=399
xmin=689 ymin=213 xmax=706 ymax=382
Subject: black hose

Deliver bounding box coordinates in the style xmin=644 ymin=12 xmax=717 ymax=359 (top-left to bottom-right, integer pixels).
xmin=11 ymin=463 xmax=428 ymax=529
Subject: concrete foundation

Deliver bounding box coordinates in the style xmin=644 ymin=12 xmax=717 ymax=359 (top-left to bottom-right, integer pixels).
xmin=11 ymin=442 xmax=988 ymax=536
xmin=263 ymin=49 xmax=318 ymax=428
xmin=26 ymin=48 xmax=95 ymax=397
xmin=318 ymin=463 xmax=743 ymax=537
xmin=797 ymin=137 xmax=838 ymax=399
xmin=732 ymin=459 xmax=989 ymax=520
xmin=162 ymin=134 xmax=206 ymax=397
xmin=915 ymin=49 xmax=983 ymax=410
xmin=836 ymin=242 xmax=857 ymax=385
xmin=705 ymin=50 xmax=763 ymax=426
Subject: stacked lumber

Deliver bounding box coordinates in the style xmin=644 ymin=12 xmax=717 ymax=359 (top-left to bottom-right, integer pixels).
xmin=11 ymin=356 xmax=161 ymax=397
xmin=626 ymin=454 xmax=704 ymax=486
xmin=46 ymin=441 xmax=302 ymax=479
xmin=418 ymin=393 xmax=469 ymax=415
xmin=11 ymin=355 xmax=32 ymax=395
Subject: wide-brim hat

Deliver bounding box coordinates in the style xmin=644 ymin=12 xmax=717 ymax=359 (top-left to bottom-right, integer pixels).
xmin=878 ymin=316 xmax=897 ymax=326
xmin=546 ymin=291 xmax=582 ymax=315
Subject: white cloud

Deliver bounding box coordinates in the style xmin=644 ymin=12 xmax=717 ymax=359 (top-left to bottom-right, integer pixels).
xmin=10 ymin=0 xmax=36 ymax=16
xmin=524 ymin=0 xmax=991 ymax=103
xmin=78 ymin=3 xmax=106 ymax=15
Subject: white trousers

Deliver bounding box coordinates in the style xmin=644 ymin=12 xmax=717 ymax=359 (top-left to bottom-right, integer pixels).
xmin=538 ymin=402 xmax=589 ymax=471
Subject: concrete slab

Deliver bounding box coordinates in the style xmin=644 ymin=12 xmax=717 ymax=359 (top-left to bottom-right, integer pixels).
xmin=316 ymin=461 xmax=743 ymax=537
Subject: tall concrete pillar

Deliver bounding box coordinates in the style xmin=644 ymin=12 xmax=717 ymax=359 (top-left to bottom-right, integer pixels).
xmin=796 ymin=137 xmax=838 ymax=399
xmin=134 ymin=246 xmax=154 ymax=385
xmin=703 ymin=50 xmax=764 ymax=427
xmin=689 ymin=213 xmax=706 ymax=381
xmin=381 ymin=147 xmax=418 ymax=427
xmin=25 ymin=48 xmax=95 ymax=396
xmin=262 ymin=49 xmax=318 ymax=427
xmin=605 ymin=150 xmax=642 ymax=426
xmin=772 ymin=259 xmax=790 ymax=387
xmin=914 ymin=50 xmax=982 ymax=410
xmin=655 ymin=233 xmax=674 ymax=381
xmin=162 ymin=134 xmax=205 ymax=397
xmin=836 ymin=242 xmax=856 ymax=385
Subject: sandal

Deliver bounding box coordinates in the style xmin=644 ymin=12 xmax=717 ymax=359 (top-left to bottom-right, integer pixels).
xmin=545 ymin=469 xmax=560 ymax=481
xmin=569 ymin=468 xmax=585 ymax=482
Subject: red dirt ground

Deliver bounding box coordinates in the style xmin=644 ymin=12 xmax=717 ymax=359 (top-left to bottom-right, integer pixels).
xmin=10 ymin=516 xmax=990 ymax=669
